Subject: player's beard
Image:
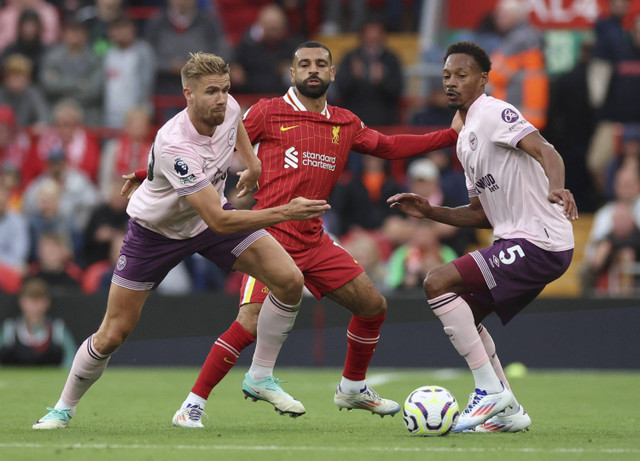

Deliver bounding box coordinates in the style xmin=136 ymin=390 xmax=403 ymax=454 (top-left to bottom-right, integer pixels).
xmin=296 ymin=76 xmax=330 ymax=98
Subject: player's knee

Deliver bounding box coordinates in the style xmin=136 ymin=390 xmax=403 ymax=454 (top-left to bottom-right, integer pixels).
xmin=272 ymin=266 xmax=304 ymax=301
xmin=93 ymin=327 xmax=129 ymax=355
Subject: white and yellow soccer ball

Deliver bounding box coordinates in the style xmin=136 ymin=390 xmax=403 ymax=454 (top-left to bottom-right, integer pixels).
xmin=402 ymin=385 xmax=460 ymax=436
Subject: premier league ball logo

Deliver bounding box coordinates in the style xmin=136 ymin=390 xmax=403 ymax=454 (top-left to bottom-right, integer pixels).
xmin=501 ymin=108 xmax=519 ymax=123
xmin=174 ymin=158 xmax=189 ymax=175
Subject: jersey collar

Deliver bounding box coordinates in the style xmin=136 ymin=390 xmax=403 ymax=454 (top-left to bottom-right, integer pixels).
xmin=182 ymin=109 xmax=214 ymax=145
xmin=284 ymin=87 xmax=330 ymax=119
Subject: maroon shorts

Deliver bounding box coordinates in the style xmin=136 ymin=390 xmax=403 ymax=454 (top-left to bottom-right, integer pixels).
xmin=239 ymin=232 xmax=364 ymax=305
xmin=112 ymin=219 xmax=268 ymax=290
xmin=452 ymin=238 xmax=573 ymax=324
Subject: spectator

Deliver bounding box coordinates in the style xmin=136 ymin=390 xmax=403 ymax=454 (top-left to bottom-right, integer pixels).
xmin=0 ymin=104 xmax=32 ymax=178
xmin=230 ymin=4 xmax=300 ymax=95
xmin=103 ymin=15 xmax=156 ymax=128
xmin=334 ymin=19 xmax=403 ymax=126
xmin=385 ymin=219 xmax=457 ymax=291
xmin=28 ymin=100 xmax=101 ymax=184
xmin=582 ymin=201 xmax=640 ymax=295
xmin=341 ymin=229 xmax=388 ymax=291
xmin=22 ymin=148 xmax=99 ymax=251
xmin=411 ymin=88 xmax=457 ymax=128
xmin=75 ymin=0 xmax=125 ymax=57
xmin=24 ymin=176 xmax=75 ymax=259
xmin=0 ymin=181 xmax=29 ymax=293
xmin=145 ymin=0 xmax=230 ymax=96
xmin=603 ymin=124 xmax=640 ymax=201
xmin=99 ymin=107 xmax=154 ymax=200
xmin=405 ymin=157 xmax=473 ymax=256
xmin=1 ymin=9 xmax=48 ymax=78
xmin=328 ymin=154 xmax=403 ymax=236
xmin=489 ymin=0 xmax=549 ymax=130
xmin=81 ymin=178 xmax=128 ymax=266
xmin=82 ymin=227 xmax=125 ymax=294
xmin=27 ymin=233 xmax=83 ymax=295
xmin=0 ymin=53 xmax=49 ymax=131
xmin=0 ymin=277 xmax=77 ymax=367
xmin=319 ymin=0 xmax=366 ymax=35
xmin=0 ymin=0 xmax=61 ymax=51
xmin=583 ymin=163 xmax=640 ymax=294
xmin=39 ymin=19 xmax=104 ymax=126
xmin=545 ymin=39 xmax=598 ymax=212
xmin=587 ymin=8 xmax=640 ymax=194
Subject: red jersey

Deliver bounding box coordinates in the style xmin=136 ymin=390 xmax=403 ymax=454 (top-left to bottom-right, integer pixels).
xmin=243 ymin=87 xmax=457 ymax=249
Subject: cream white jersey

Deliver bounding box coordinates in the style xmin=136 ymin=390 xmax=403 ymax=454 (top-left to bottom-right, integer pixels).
xmin=456 ymin=94 xmax=574 ymax=251
xmin=127 ymin=96 xmax=241 ymax=239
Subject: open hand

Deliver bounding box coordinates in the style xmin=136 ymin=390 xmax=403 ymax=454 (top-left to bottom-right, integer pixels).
xmin=286 ymin=197 xmax=331 ymax=220
xmin=387 ymin=193 xmax=431 ymax=219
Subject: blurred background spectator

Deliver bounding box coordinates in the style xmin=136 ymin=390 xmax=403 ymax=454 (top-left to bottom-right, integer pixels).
xmin=0 ymin=277 xmax=76 ymax=367
xmin=103 ymin=15 xmax=156 ymax=128
xmin=488 ymin=0 xmax=549 ymax=130
xmin=0 ymin=181 xmax=29 ymax=294
xmin=1 ymin=8 xmax=49 ymax=78
xmin=328 ymin=154 xmax=403 ymax=237
xmin=28 ymin=99 xmax=101 ymax=184
xmin=0 ymin=0 xmax=61 ymax=51
xmin=0 ymin=53 xmax=49 ymax=131
xmin=0 ymin=104 xmax=32 ymax=181
xmin=334 ymin=19 xmax=404 ymax=126
xmin=22 ymin=147 xmax=99 ymax=254
xmin=230 ymin=3 xmax=299 ymax=95
xmin=98 ymin=107 xmax=154 ymax=200
xmin=145 ymin=0 xmax=229 ymax=97
xmin=39 ymin=19 xmax=104 ymax=126
xmin=385 ymin=219 xmax=457 ymax=291
xmin=27 ymin=232 xmax=83 ymax=294
xmin=75 ymin=0 xmax=126 ymax=57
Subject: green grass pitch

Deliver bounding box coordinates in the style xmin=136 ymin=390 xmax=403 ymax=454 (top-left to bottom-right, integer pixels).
xmin=1 ymin=367 xmax=639 ymax=461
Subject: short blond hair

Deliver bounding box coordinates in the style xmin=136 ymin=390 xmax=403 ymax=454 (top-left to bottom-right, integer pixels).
xmin=181 ymin=52 xmax=230 ymax=88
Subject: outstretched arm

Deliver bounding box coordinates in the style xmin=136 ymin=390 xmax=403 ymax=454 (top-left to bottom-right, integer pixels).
xmin=186 ymin=183 xmax=330 ymax=235
xmin=517 ymin=131 xmax=579 ymax=221
xmin=387 ymin=194 xmax=492 ymax=229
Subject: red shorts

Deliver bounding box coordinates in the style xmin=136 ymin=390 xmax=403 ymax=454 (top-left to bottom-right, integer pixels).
xmin=239 ymin=232 xmax=364 ymax=306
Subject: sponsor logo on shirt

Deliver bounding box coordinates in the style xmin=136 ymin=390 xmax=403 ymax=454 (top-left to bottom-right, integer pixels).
xmin=174 ymin=158 xmax=189 ymax=175
xmin=212 ymin=168 xmax=227 ymax=186
xmin=284 ymin=146 xmax=299 ymax=169
xmin=475 ymin=173 xmax=500 ymax=192
xmin=283 ymin=146 xmax=337 ymax=171
xmin=180 ymin=174 xmax=197 ymax=184
xmin=501 ymin=108 xmax=519 ymax=123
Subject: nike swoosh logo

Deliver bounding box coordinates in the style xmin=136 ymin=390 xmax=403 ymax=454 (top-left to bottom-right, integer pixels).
xmin=223 ymin=357 xmax=235 ymax=364
xmin=280 ymin=125 xmax=299 ymax=132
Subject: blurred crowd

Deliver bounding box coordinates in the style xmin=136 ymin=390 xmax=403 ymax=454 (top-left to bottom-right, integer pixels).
xmin=0 ymin=0 xmax=639 ymax=298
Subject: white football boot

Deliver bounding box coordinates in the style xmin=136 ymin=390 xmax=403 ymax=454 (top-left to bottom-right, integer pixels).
xmin=452 ymin=385 xmax=515 ymax=432
xmin=334 ymin=385 xmax=400 ymax=417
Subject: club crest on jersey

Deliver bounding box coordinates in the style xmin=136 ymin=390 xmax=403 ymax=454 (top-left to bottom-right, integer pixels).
xmin=332 ymin=126 xmax=340 ymax=144
xmin=501 ymin=108 xmax=519 ymax=123
xmin=228 ymin=127 xmax=236 ymax=146
xmin=174 ymin=158 xmax=189 ymax=175
xmin=116 ymin=254 xmax=127 ymax=271
xmin=469 ymin=132 xmax=478 ymax=151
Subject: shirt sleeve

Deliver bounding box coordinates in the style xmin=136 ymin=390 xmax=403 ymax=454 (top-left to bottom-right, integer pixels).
xmin=489 ymin=103 xmax=537 ymax=149
xmin=242 ymin=101 xmax=267 ymax=145
xmin=158 ymin=145 xmax=209 ymax=197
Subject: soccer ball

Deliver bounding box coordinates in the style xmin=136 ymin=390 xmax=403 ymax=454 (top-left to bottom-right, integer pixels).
xmin=402 ymin=385 xmax=459 ymax=436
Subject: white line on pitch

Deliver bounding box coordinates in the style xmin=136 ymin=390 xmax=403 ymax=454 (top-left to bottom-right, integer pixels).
xmin=1 ymin=443 xmax=638 ymax=454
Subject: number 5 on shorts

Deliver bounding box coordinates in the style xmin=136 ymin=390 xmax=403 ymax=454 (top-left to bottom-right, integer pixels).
xmin=499 ymin=244 xmax=524 ymax=265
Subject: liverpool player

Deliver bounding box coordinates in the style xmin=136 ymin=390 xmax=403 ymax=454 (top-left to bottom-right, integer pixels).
xmin=159 ymin=42 xmax=461 ymax=427
xmin=32 ymin=52 xmax=330 ymax=429
xmin=388 ymin=42 xmax=577 ymax=432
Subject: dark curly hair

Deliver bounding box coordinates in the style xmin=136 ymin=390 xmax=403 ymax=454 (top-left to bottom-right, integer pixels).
xmin=444 ymin=42 xmax=492 ymax=73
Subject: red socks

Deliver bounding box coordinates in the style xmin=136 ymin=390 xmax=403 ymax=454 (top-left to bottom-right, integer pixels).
xmin=343 ymin=312 xmax=386 ymax=381
xmin=191 ymin=321 xmax=255 ymax=399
